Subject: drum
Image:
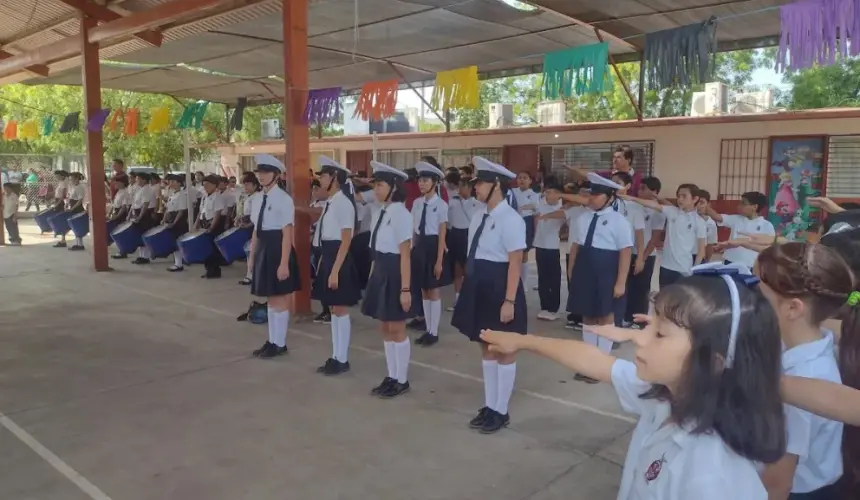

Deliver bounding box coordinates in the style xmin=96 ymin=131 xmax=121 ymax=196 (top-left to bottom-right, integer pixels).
xmin=34 ymin=208 xmax=54 ymax=233
xmin=69 ymin=212 xmax=90 ymax=239
xmin=244 ymin=239 xmax=252 ymax=258
xmin=111 ymin=221 xmax=142 ymax=255
xmin=143 ymin=225 xmax=177 ymax=258
xmin=106 ymin=219 xmax=120 ymax=244
xmin=178 ymin=231 xmax=213 ymax=264
xmin=215 ymin=227 xmax=252 ymax=263
xmin=48 ymin=211 xmax=73 ymax=236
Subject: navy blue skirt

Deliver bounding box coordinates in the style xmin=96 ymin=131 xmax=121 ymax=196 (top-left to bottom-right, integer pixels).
xmin=350 ymin=231 xmax=372 ymax=289
xmin=568 ymin=246 xmax=619 ymax=318
xmin=446 ymin=227 xmax=469 ymax=267
xmin=523 ymin=215 xmax=535 ymax=250
xmin=411 ymin=234 xmax=453 ymax=290
xmin=311 ymin=239 xmax=361 ymax=307
xmin=361 ymin=251 xmax=412 ymax=322
xmin=452 ymin=259 xmax=527 ymax=342
xmin=251 ymin=229 xmax=301 ymax=297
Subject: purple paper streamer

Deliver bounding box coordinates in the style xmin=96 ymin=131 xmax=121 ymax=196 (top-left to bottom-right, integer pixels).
xmin=87 ymin=108 xmax=111 ymax=132
xmin=302 ymin=87 xmax=341 ymax=125
xmin=777 ymin=0 xmax=860 ymax=72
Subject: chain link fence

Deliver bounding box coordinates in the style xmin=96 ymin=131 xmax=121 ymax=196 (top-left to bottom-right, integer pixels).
xmin=0 ymin=153 xmax=86 ymax=213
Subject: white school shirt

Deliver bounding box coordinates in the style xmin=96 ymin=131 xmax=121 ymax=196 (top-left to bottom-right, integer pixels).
xmin=67 ymin=183 xmax=86 ymax=201
xmin=782 ymin=331 xmax=843 ymax=493
xmin=165 ymin=188 xmax=189 ymax=213
xmin=660 ymin=206 xmax=706 ymax=275
xmin=315 ymin=190 xmax=356 ymax=244
xmin=513 ymin=187 xmax=540 ymax=217
xmin=200 ymin=191 xmax=226 ymax=220
xmin=572 ymin=207 xmax=633 ymax=251
xmin=469 ymin=200 xmax=526 ymax=262
xmin=615 ymin=199 xmax=646 ymax=254
xmin=448 ymin=195 xmax=481 ymax=230
xmin=412 ymin=194 xmax=449 ymax=236
xmin=3 ymin=192 xmax=18 ymax=219
xmin=242 ymin=192 xmax=259 ymax=218
xmin=248 ymin=186 xmax=295 ymax=231
xmin=368 ymin=202 xmax=412 ymax=254
xmin=611 ymin=360 xmax=767 ymax=500
xmin=219 ymin=189 xmax=236 ymax=216
xmin=719 ymin=215 xmax=775 ymax=268
xmin=356 ymin=189 xmax=378 ymax=234
xmin=533 ymin=199 xmax=564 ymax=250
xmin=131 ymin=185 xmax=153 ymax=210
xmin=54 ymin=180 xmax=68 ymax=202
xmin=112 ymin=188 xmax=132 ymax=211
xmin=564 ymin=206 xmax=586 ymax=252
xmin=702 ymin=216 xmax=718 ymax=246
xmin=642 ymin=208 xmax=665 ymax=257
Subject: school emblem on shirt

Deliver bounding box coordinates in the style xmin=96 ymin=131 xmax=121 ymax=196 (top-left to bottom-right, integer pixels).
xmin=433 ymin=206 xmax=438 ymax=212
xmin=267 ymin=205 xmax=272 ymax=211
xmin=756 ymin=225 xmax=760 ymax=231
xmin=644 ymin=455 xmax=667 ymax=483
xmin=602 ymin=220 xmax=608 ymax=226
xmin=687 ymin=223 xmax=692 ymax=229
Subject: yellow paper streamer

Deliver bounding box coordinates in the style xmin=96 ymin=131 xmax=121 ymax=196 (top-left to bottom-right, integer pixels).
xmin=19 ymin=120 xmax=39 ymax=140
xmin=431 ymin=66 xmax=480 ymax=111
xmin=147 ymin=107 xmax=169 ymax=133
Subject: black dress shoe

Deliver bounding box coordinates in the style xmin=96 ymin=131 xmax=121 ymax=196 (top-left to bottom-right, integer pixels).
xmin=379 ymin=381 xmax=410 ymax=399
xmin=407 ymin=318 xmax=426 ymax=331
xmin=132 ymin=257 xmax=150 ymax=264
xmin=167 ymin=265 xmax=184 ymax=272
xmin=421 ymin=334 xmax=439 ymax=347
xmin=371 ymin=377 xmax=396 ymax=396
xmin=258 ymin=343 xmax=288 ymax=359
xmin=479 ymin=410 xmax=510 ymax=434
xmin=253 ymin=341 xmax=273 ymax=357
xmin=53 ymin=241 xmax=67 ymax=248
xmin=469 ymin=407 xmax=492 ymax=429
xmin=201 ymin=271 xmax=221 ymax=279
xmin=323 ymin=360 xmax=350 ymax=376
xmin=414 ymin=332 xmax=428 ymax=345
xmin=313 ymin=312 xmax=331 ymax=324
xmin=112 ymin=253 xmax=128 ymax=259
xmin=316 ymin=358 xmax=335 ymax=373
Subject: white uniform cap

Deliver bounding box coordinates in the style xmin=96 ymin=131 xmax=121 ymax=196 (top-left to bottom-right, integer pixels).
xmin=414 ymin=161 xmax=444 ymax=178
xmin=472 ymin=156 xmax=515 ymax=180
xmin=319 ymin=155 xmax=349 ymax=174
xmin=254 ymin=153 xmax=285 ymax=173
xmin=585 ymin=172 xmax=623 ymax=191
xmin=371 ymin=160 xmax=408 ymax=180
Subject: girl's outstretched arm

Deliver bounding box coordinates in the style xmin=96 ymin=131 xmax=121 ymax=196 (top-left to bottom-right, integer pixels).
xmin=781 ymin=376 xmax=860 ymax=426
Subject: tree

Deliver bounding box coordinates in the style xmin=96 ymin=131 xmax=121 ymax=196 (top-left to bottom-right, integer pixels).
xmin=782 ymin=60 xmax=860 ymax=109
xmin=454 ymin=75 xmax=542 ymax=129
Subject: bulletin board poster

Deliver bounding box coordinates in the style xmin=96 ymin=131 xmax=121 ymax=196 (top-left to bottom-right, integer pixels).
xmin=767 ymin=136 xmax=826 ymax=240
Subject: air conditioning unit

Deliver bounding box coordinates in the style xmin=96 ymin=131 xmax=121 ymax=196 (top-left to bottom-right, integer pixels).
xmin=690 ymin=91 xmax=707 ymax=117
xmin=537 ymin=101 xmax=566 ymax=125
xmin=705 ymin=82 xmax=728 ymax=115
xmin=731 ymin=89 xmax=774 ymax=114
xmin=488 ymin=103 xmax=513 ymax=129
xmin=261 ymin=119 xmax=282 ymax=140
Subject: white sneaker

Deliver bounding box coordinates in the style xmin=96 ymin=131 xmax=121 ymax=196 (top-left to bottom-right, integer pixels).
xmin=537 ymin=310 xmax=550 ymax=320
xmin=544 ymin=311 xmax=559 ymax=321
xmin=446 ymin=304 xmax=456 ymax=312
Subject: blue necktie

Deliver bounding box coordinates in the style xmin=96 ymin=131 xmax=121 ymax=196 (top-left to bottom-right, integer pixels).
xmin=583 ymin=213 xmax=599 ymax=248
xmin=418 ymin=201 xmax=427 ymax=237
xmin=255 ymin=194 xmax=267 ymax=236
xmin=466 ymin=214 xmax=490 ymax=274
xmin=370 ymin=207 xmax=386 ymax=253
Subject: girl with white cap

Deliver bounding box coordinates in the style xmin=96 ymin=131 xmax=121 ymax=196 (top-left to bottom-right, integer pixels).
xmin=163 ymin=174 xmax=190 ymax=273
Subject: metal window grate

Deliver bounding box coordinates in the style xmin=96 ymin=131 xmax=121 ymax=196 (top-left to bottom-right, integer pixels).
xmin=826 ymin=135 xmax=860 ymax=198
xmin=544 ymin=141 xmax=655 ymax=182
xmin=718 ymin=138 xmax=768 ymax=200
xmin=376 ymin=149 xmax=442 ymax=170
xmin=441 ymin=148 xmax=503 ymax=169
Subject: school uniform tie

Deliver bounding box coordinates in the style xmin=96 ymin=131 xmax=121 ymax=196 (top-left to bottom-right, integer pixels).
xmin=369 ymin=207 xmax=386 ymax=253
xmin=316 ymin=201 xmax=330 ymax=246
xmin=465 ymin=213 xmax=490 ymax=275
xmin=418 ymin=201 xmax=427 ymax=238
xmin=584 ymin=213 xmax=599 ymax=248
xmin=255 ymin=193 xmax=267 ymax=236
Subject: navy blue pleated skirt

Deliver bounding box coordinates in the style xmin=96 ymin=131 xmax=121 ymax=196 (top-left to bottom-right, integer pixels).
xmin=251 ymin=229 xmax=301 ymax=297
xmin=411 ymin=234 xmax=453 ymax=290
xmin=523 ymin=215 xmax=535 ymax=250
xmin=350 ymin=231 xmax=372 ymax=289
xmin=446 ymin=227 xmax=469 ymax=267
xmin=361 ymin=251 xmax=412 ymax=322
xmin=311 ymin=239 xmax=361 ymax=307
xmin=568 ymin=246 xmax=619 ymax=318
xmin=451 ymin=259 xmax=527 ymax=342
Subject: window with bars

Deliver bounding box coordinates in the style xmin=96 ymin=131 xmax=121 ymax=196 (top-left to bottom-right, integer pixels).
xmin=826 ymin=135 xmax=860 ymax=198
xmin=441 ymin=148 xmax=503 ymax=169
xmin=376 ymin=149 xmax=441 ymax=170
xmin=717 ymin=138 xmax=768 ymax=200
xmin=540 ymin=141 xmax=655 ymax=182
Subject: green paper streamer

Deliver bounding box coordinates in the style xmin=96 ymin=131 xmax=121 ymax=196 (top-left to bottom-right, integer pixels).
xmin=542 ymin=43 xmax=611 ymax=100
xmin=192 ymin=101 xmax=208 ymax=129
xmin=42 ymin=116 xmax=55 ymax=136
xmin=177 ymin=101 xmax=210 ymax=130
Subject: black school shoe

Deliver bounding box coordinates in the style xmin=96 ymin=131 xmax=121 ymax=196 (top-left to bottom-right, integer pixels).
xmin=415 ymin=332 xmax=438 ymax=346
xmin=167 ymin=265 xmax=184 ymax=272
xmin=407 ymin=317 xmax=426 ymax=331
xmin=253 ymin=341 xmax=273 ymax=357
xmin=317 ymin=358 xmax=350 ymax=375
xmin=313 ymin=312 xmax=331 ymax=324
xmin=379 ymin=381 xmax=410 ymax=399
xmin=479 ymin=410 xmax=510 ymax=434
xmin=53 ymin=241 xmax=67 ymax=248
xmin=469 ymin=407 xmax=492 ymax=429
xmin=201 ymin=270 xmax=221 ymax=279
xmin=68 ymin=245 xmax=85 ymax=251
xmin=132 ymin=257 xmax=150 ymax=264
xmin=371 ymin=377 xmax=396 ymax=396
xmin=112 ymin=253 xmax=128 ymax=259
xmin=258 ymin=343 xmax=288 ymax=359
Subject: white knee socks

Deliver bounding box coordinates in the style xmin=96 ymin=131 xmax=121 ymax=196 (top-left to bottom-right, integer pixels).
xmin=428 ymin=299 xmax=441 ymax=336
xmin=482 ymin=360 xmax=498 ymax=410
xmin=173 ymin=251 xmax=183 ymax=267
xmin=138 ymin=247 xmax=150 ymax=259
xmin=496 ymin=362 xmax=517 ymax=415
xmin=383 ymin=341 xmax=396 ymax=379
xmin=333 ymin=314 xmax=350 ymax=362
xmin=74 ymin=237 xmax=83 ymax=246
xmin=394 ymin=339 xmax=410 ymax=383
xmin=271 ymin=310 xmax=290 ymax=347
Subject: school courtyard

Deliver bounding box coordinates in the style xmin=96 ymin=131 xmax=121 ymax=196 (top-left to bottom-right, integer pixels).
xmin=0 ymin=217 xmax=635 ymax=500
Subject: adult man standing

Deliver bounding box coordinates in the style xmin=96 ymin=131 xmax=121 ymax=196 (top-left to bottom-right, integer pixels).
xmin=566 ymin=145 xmax=643 ymax=197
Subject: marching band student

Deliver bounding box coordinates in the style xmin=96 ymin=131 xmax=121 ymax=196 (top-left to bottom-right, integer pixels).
xmin=705 ymin=191 xmax=773 ymax=269
xmin=479 ymin=263 xmax=787 ymax=500
xmin=446 ymin=173 xmax=482 ymax=312
xmin=237 ymin=172 xmax=261 ymax=285
xmin=218 ymin=176 xmax=237 ymax=229
xmin=361 ymin=161 xmax=414 ymax=398
xmin=513 ymin=172 xmax=539 ymax=285
xmin=163 ymin=174 xmax=190 ymax=272
xmin=51 ymin=170 xmax=69 ymax=248
xmin=109 ymin=174 xmax=132 ymax=258
xmin=312 ymin=156 xmax=361 ymax=376
xmin=567 ymin=174 xmax=632 ymax=382
xmin=610 ymin=172 xmax=646 ymax=327
xmin=411 ymin=160 xmax=452 ymax=347
xmin=532 ymin=177 xmax=565 ymax=321
xmin=247 ymin=155 xmax=301 ymax=359
xmin=623 ymin=184 xmax=706 ymax=288
xmin=65 ymin=172 xmax=87 ymax=251
xmin=624 ymin=176 xmax=666 ymax=326
xmin=128 ymin=172 xmax=156 ymax=264
xmin=451 ymin=156 xmax=527 ymax=434
xmin=694 ymin=189 xmax=719 ymax=262
xmin=195 ymin=174 xmax=227 ymax=279
xmin=150 ymin=173 xmax=165 ymax=224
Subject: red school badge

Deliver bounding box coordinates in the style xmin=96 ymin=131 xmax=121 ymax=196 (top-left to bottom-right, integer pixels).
xmin=644 ymin=455 xmax=667 ymax=483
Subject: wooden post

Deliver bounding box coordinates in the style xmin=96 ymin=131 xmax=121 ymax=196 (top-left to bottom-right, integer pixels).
xmin=283 ymin=0 xmax=311 ymax=314
xmin=81 ymin=15 xmax=110 ymax=271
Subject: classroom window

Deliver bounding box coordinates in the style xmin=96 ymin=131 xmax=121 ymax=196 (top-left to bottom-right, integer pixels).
xmin=718 ymin=138 xmax=768 ymax=200
xmin=376 ymin=149 xmax=441 ymax=170
xmin=826 ymin=135 xmax=860 ymax=198
xmin=540 ymin=141 xmax=655 ymax=181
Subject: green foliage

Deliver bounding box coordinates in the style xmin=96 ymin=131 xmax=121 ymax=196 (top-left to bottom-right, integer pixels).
xmin=783 ymin=59 xmax=860 ymax=109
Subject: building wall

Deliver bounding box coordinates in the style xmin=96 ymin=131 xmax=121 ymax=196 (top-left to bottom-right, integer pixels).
xmin=216 ymin=109 xmax=860 ymax=195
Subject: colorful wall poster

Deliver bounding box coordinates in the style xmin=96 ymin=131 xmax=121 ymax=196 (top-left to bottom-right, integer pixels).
xmin=768 ymin=136 xmax=826 ymax=241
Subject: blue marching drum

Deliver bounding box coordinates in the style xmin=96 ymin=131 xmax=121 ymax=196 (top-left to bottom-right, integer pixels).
xmin=143 ymin=225 xmax=177 ymax=258
xmin=111 ymin=221 xmax=142 ymax=255
xmin=34 ymin=208 xmax=55 ymax=233
xmin=215 ymin=227 xmax=252 ymax=263
xmin=106 ymin=219 xmax=120 ymax=244
xmin=178 ymin=231 xmax=213 ymax=264
xmin=69 ymin=212 xmax=90 ymax=239
xmin=48 ymin=211 xmax=73 ymax=235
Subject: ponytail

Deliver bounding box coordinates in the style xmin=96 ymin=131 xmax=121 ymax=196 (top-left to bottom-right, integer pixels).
xmin=840 ymin=305 xmax=860 ymax=497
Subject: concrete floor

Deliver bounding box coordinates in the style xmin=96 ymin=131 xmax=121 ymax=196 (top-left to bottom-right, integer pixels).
xmin=0 ymin=220 xmax=635 ymax=500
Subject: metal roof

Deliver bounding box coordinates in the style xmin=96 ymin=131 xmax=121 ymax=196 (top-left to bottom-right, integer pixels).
xmin=4 ymin=0 xmax=791 ymax=104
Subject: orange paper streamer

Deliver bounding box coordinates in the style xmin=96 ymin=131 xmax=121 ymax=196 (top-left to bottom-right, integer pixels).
xmin=353 ymin=80 xmax=399 ymax=121
xmin=3 ymin=120 xmax=18 ymax=140
xmin=124 ymin=108 xmax=139 ymax=136
xmin=109 ymin=109 xmax=124 ymax=131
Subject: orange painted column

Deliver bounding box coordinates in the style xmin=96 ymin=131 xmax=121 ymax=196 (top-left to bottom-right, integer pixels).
xmin=283 ymin=0 xmax=312 ymax=313
xmin=81 ymin=15 xmax=110 ymax=271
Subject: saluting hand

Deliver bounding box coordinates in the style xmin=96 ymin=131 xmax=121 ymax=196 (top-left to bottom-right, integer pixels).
xmin=277 ymin=263 xmax=290 ymax=281
xmin=480 ymin=329 xmax=524 ymax=355
xmin=500 ymin=301 xmax=514 ymax=323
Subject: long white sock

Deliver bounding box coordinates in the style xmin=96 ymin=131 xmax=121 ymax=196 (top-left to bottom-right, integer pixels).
xmin=336 ymin=314 xmax=351 ymax=362
xmin=582 ymin=326 xmax=598 ymax=347
xmin=173 ymin=251 xmax=183 ymax=267
xmin=596 ymin=335 xmax=613 ymax=355
xmin=74 ymin=237 xmax=83 ymax=246
xmin=428 ymin=299 xmax=442 ymax=336
xmin=496 ymin=362 xmax=517 ymax=415
xmin=330 ymin=318 xmax=339 ymax=359
xmin=394 ymin=339 xmax=411 ymax=383
xmin=482 ymin=360 xmax=499 ymax=410
xmin=521 ymin=262 xmax=528 ymax=284
xmin=142 ymin=247 xmax=150 ymax=259
xmin=138 ymin=247 xmax=145 ymax=258
xmin=266 ymin=308 xmax=277 ymax=344
xmin=273 ymin=311 xmax=290 ymax=347
xmin=245 ymin=261 xmax=252 ymax=279
xmin=454 ymin=292 xmax=460 ymax=306
xmin=384 ymin=341 xmax=396 ymax=379
xmin=422 ymin=299 xmax=432 ymax=331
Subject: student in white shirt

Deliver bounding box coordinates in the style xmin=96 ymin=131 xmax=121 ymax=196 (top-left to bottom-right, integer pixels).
xmin=624 ymin=184 xmax=706 ymax=288
xmin=757 ymin=242 xmax=855 ymax=500
xmin=247 ymin=155 xmax=301 ymax=359
xmin=446 ymin=173 xmax=482 ymax=312
xmin=217 ymin=176 xmax=236 ymax=227
xmin=451 ymin=157 xmax=527 ymax=435
xmin=361 ymin=161 xmax=414 ymax=398
xmin=3 ymin=181 xmax=21 ymax=246
xmin=108 ymin=174 xmax=132 ymax=258
xmin=706 ymin=191 xmax=774 ymax=269
xmin=695 ymin=189 xmax=719 ymax=262
xmin=311 ymin=156 xmax=360 ymax=376
xmin=49 ymin=170 xmax=70 ymax=247
xmin=532 ymin=178 xmax=565 ymax=320
xmin=562 ymin=189 xmax=587 ymax=329
xmin=513 ymin=172 xmax=540 ymax=285
xmin=236 ymin=172 xmax=261 ymax=286
xmin=162 ymin=174 xmax=191 ymax=272
xmin=481 ymin=262 xmax=787 ymax=500
xmin=64 ymin=172 xmax=88 ymax=251
xmin=625 ymin=176 xmax=666 ymax=326
xmin=127 ymin=172 xmax=158 ymax=264
xmin=411 ymin=160 xmax=452 ymax=347
xmin=351 ymin=183 xmax=376 ymax=291
xmin=610 ymin=172 xmax=646 ymax=328
xmin=307 ymin=179 xmax=332 ymax=321
xmin=194 ymin=174 xmax=227 ymax=278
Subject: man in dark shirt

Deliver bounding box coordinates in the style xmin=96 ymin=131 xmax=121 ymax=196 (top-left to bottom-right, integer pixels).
xmin=107 ymin=159 xmax=126 ymax=200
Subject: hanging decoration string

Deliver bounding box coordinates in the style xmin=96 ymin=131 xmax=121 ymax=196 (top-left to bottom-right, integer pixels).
xmin=302 ymin=87 xmax=342 ymax=125
xmin=776 ymin=0 xmax=860 ymax=72
xmin=542 ymin=42 xmax=611 ymax=99
xmin=643 ymin=17 xmax=718 ymax=90
xmin=353 ymin=79 xmax=398 ymax=121
xmin=432 ymin=65 xmax=480 ymax=110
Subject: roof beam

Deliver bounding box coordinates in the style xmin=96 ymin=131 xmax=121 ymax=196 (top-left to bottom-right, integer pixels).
xmin=522 ymin=1 xmax=638 ymax=51
xmin=0 ymin=50 xmax=49 ymax=77
xmin=54 ymin=0 xmax=164 ymax=47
